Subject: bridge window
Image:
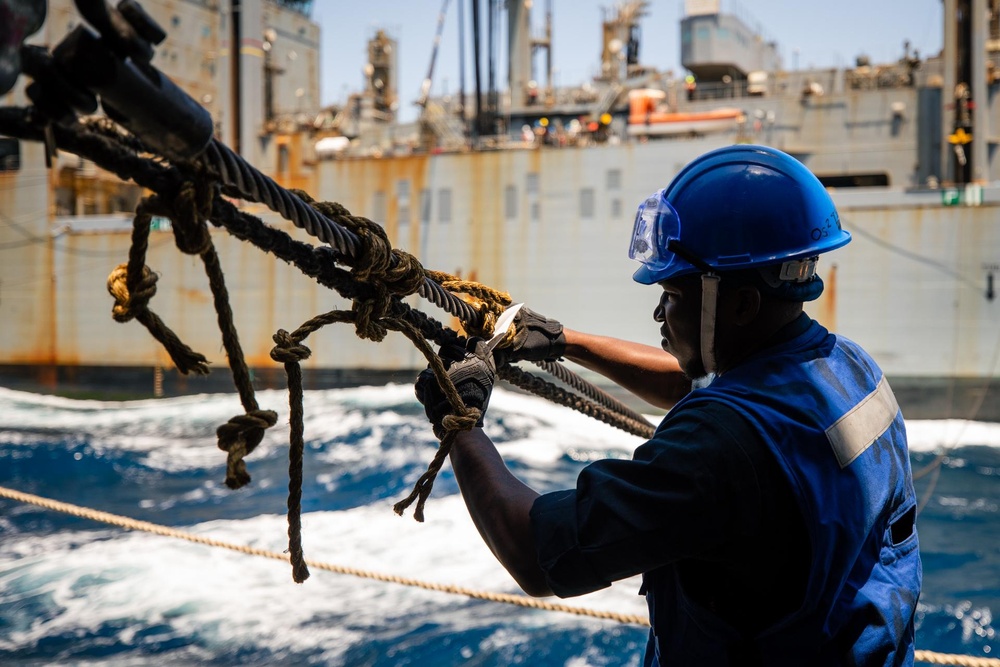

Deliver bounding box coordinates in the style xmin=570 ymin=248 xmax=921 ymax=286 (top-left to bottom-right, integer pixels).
xmin=371 ymin=191 xmax=386 ymax=223
xmin=420 ymin=188 xmax=431 ymax=224
xmin=525 ymin=172 xmax=539 ymax=194
xmin=504 ymin=185 xmax=518 ymax=220
xmin=580 ymin=187 xmax=595 ymax=219
xmin=438 ymin=188 xmax=452 ymax=223
xmin=397 ymin=180 xmax=410 ymax=226
xmin=606 ymin=168 xmax=621 ymax=190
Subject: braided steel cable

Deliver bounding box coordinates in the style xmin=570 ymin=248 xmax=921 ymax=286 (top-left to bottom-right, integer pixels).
xmin=535 ymin=359 xmax=653 ymax=427
xmin=203 ymin=140 xmax=479 ymax=324
xmin=501 ymin=366 xmax=655 ymax=439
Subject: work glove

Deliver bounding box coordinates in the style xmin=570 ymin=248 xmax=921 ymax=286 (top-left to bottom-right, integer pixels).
xmin=501 ymin=307 xmax=566 ymax=363
xmin=414 ymin=338 xmax=497 ymax=438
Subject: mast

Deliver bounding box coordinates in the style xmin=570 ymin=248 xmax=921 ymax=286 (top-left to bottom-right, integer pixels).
xmin=230 ymin=0 xmax=242 ymax=154
xmin=472 ymin=0 xmax=484 ymax=141
xmin=943 ymin=0 xmax=990 ymax=184
xmin=458 ymin=0 xmax=466 ymax=123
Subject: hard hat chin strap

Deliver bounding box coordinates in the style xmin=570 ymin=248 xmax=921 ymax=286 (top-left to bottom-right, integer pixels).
xmin=665 ymin=239 xmax=722 ymax=376
xmin=700 ymin=273 xmax=720 ymax=375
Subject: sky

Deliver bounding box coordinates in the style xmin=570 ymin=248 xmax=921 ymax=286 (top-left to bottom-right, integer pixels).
xmin=313 ymin=1 xmax=944 ymax=122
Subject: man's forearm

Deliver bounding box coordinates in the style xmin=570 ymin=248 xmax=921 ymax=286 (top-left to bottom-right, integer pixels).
xmin=562 ymin=329 xmax=690 ymax=410
xmin=448 ymin=428 xmax=552 ymax=597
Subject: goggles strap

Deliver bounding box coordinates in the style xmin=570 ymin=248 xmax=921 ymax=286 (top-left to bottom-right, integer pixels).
xmin=667 ymin=239 xmax=714 ymax=274
xmin=700 ymin=273 xmax=720 ymax=375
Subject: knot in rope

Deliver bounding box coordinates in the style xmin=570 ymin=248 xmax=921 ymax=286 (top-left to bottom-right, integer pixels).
xmin=440 ymin=407 xmax=482 ymax=435
xmin=297 ymin=196 xmax=428 ymax=342
xmin=270 ymin=329 xmax=311 ymax=364
xmin=336 ymin=213 xmax=394 ymax=282
xmin=216 ymin=409 xmax=278 ymax=489
xmin=170 ymin=180 xmax=215 ymax=255
xmin=107 ymin=262 xmax=159 ymax=322
xmin=302 ymin=195 xmax=425 ymax=294
xmin=351 ymin=296 xmax=390 ymax=342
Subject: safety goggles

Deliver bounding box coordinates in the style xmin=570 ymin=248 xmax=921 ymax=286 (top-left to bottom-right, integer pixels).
xmin=628 ymin=190 xmax=681 ymax=270
xmin=628 ymin=189 xmax=686 ymax=273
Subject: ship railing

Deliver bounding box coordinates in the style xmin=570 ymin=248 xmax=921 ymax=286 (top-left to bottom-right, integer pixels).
xmin=686 ymin=79 xmax=753 ymax=101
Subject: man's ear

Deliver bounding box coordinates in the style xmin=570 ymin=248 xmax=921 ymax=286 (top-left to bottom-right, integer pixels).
xmin=733 ymin=286 xmax=761 ymax=326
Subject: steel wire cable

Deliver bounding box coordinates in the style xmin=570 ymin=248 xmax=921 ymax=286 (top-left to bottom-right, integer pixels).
xmin=203 ymin=140 xmax=479 ymax=324
xmin=535 ymin=359 xmax=653 ymax=427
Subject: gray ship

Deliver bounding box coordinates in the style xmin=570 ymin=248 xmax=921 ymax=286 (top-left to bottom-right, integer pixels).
xmin=1 ymin=0 xmax=998 ymax=420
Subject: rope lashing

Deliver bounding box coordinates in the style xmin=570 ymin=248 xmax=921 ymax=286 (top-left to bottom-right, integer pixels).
xmin=265 ymin=305 xmax=475 ymax=525
xmin=297 ymin=193 xmax=429 ymax=342
xmin=536 ymin=359 xmax=652 ymax=429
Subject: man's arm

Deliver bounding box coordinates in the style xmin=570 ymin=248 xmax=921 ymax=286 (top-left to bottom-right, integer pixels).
xmin=562 ymin=328 xmax=690 ymax=410
xmin=448 ymin=428 xmax=553 ymax=597
xmin=503 ymin=307 xmax=688 ymax=410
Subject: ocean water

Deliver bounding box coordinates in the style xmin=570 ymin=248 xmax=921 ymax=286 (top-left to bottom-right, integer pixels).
xmin=0 ymin=384 xmax=998 ymax=666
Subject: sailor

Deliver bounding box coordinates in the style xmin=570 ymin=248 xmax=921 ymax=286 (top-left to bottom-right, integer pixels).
xmin=415 ymin=144 xmax=922 ymax=665
xmin=684 ymin=74 xmax=697 ymax=101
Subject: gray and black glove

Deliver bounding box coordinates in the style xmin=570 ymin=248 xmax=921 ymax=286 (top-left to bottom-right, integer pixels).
xmin=415 ymin=339 xmax=497 ymax=438
xmin=502 ymin=307 xmax=566 ymax=363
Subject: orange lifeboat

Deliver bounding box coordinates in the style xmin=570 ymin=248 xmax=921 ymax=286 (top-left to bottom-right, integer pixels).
xmin=627 ymin=89 xmax=745 ymax=136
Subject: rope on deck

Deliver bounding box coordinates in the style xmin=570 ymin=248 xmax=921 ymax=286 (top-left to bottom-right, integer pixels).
xmin=1 ymin=484 xmax=997 ymax=666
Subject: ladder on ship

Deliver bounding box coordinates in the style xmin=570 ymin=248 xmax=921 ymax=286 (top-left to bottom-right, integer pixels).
xmin=421 ymin=100 xmax=468 ymax=149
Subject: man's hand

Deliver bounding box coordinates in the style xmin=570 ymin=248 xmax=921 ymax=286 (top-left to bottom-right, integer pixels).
xmin=501 ymin=307 xmax=566 ymax=363
xmin=415 ymin=340 xmax=497 ymax=438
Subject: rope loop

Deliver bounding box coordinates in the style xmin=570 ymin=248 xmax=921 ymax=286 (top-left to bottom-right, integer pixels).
xmin=107 ymin=262 xmax=159 ymax=322
xmin=216 ymin=409 xmax=279 ymax=489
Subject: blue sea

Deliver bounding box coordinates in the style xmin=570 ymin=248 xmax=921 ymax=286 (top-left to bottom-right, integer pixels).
xmin=1 ymin=384 xmax=998 ymax=665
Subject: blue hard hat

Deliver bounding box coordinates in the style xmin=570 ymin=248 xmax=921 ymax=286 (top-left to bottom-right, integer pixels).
xmin=629 ymin=145 xmax=851 ymax=285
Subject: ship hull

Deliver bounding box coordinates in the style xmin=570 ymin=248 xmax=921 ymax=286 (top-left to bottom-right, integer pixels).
xmin=2 ymin=140 xmax=997 ymax=419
